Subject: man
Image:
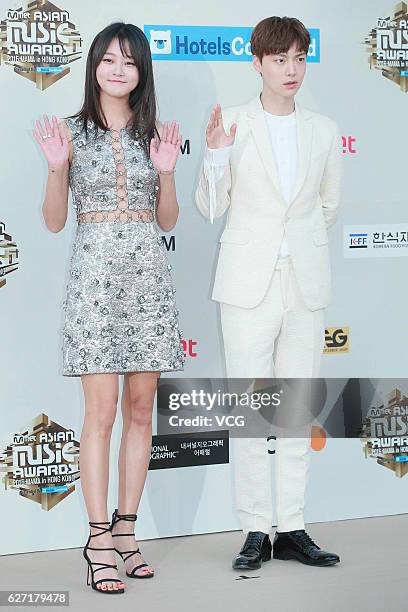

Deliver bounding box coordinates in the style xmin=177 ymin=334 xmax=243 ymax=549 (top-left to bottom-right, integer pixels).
xmin=195 ymin=16 xmax=342 ymax=569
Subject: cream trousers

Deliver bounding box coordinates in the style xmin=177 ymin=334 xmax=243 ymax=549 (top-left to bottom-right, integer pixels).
xmin=220 ymin=257 xmax=325 ymax=533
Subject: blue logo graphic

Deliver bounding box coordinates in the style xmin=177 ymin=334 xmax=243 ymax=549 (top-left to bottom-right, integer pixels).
xmin=36 ymin=67 xmax=64 ymax=73
xmin=349 ymin=233 xmax=368 ymax=249
xmin=145 ymin=25 xmax=320 ymax=62
xmin=401 ymin=70 xmax=408 ymax=76
xmin=42 ymin=485 xmax=69 ymax=493
xmin=395 ymin=456 xmax=408 ymax=462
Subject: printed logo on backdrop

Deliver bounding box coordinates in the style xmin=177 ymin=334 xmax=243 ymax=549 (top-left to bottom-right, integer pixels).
xmin=364 ymin=1 xmax=408 ymax=92
xmin=267 ymin=431 xmax=328 ymax=454
xmin=345 ymin=224 xmax=408 ymax=258
xmin=181 ymin=339 xmax=198 ymax=361
xmin=149 ymin=431 xmax=229 ymax=470
xmin=180 ymin=139 xmax=190 ymax=154
xmin=161 ymin=235 xmax=176 ymax=252
xmin=145 ymin=25 xmax=320 ymax=62
xmin=0 ymin=221 xmax=19 ymax=289
xmin=342 ymin=136 xmax=357 ymax=155
xmin=0 ymin=414 xmax=80 ymax=510
xmin=361 ymin=388 xmax=408 ymax=477
xmin=0 ymin=1 xmax=82 ymax=90
xmin=324 ymin=327 xmax=349 ymax=354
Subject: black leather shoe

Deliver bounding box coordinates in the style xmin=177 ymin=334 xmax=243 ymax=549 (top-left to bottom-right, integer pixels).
xmin=232 ymin=531 xmax=272 ymax=570
xmin=273 ymin=530 xmax=340 ymax=566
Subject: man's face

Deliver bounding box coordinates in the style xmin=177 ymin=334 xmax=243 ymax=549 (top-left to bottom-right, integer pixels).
xmin=252 ymin=42 xmax=307 ymax=99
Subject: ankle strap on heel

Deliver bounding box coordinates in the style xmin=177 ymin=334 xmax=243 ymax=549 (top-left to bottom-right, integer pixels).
xmin=112 ymin=509 xmax=138 ymax=523
xmin=88 ymin=521 xmax=111 ymax=536
xmin=109 ymin=509 xmax=153 ymax=578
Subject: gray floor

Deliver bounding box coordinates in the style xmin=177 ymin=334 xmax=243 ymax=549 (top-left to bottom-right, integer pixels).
xmin=1 ymin=515 xmax=406 ymax=612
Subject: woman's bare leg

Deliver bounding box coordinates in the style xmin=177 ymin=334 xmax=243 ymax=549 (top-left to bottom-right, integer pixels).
xmin=80 ymin=373 xmax=125 ymax=592
xmin=112 ymin=371 xmax=159 ymax=577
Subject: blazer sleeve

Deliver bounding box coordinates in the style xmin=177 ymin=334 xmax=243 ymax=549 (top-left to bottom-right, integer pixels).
xmin=195 ymin=109 xmax=233 ymax=223
xmin=319 ymin=121 xmax=343 ymax=229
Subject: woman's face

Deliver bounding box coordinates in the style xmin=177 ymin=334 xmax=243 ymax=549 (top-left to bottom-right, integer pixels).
xmin=96 ymin=37 xmax=139 ymax=99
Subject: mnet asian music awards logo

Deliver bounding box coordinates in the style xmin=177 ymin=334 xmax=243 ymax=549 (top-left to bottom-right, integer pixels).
xmin=0 ymin=1 xmax=82 ymax=90
xmin=361 ymin=388 xmax=408 ymax=477
xmin=145 ymin=25 xmax=320 ymax=62
xmin=0 ymin=221 xmax=19 ymax=289
xmin=0 ymin=414 xmax=80 ymax=510
xmin=324 ymin=327 xmax=349 ymax=354
xmin=364 ymin=1 xmax=408 ymax=92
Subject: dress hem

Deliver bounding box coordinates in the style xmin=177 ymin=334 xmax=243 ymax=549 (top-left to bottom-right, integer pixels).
xmin=62 ymin=365 xmax=184 ymax=377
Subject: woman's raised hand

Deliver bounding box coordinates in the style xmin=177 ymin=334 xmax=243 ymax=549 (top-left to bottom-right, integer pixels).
xmin=32 ymin=114 xmax=69 ymax=169
xmin=206 ymin=103 xmax=237 ymax=149
xmin=150 ymin=121 xmax=182 ymax=173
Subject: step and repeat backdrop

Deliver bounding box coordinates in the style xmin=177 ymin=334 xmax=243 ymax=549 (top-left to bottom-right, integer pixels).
xmin=1 ymin=0 xmax=408 ymax=555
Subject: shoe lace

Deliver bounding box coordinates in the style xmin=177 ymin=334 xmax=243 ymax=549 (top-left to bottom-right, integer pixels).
xmin=242 ymin=532 xmax=263 ymax=553
xmin=111 ymin=510 xmax=150 ymax=571
xmin=111 ymin=511 xmax=137 ymax=532
xmin=294 ymin=530 xmax=319 ymax=552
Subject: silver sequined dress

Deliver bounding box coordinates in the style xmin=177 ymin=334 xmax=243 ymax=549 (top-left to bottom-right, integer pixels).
xmin=61 ymin=117 xmax=184 ymax=376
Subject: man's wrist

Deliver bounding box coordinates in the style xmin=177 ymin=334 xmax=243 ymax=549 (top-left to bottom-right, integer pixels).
xmin=205 ymin=145 xmax=232 ymax=166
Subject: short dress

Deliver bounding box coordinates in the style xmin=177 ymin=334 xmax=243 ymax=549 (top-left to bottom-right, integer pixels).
xmin=61 ymin=117 xmax=184 ymax=376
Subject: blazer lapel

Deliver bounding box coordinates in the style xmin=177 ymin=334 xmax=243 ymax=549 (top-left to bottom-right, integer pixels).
xmin=290 ymin=103 xmax=313 ymax=205
xmin=247 ymin=96 xmax=286 ymax=207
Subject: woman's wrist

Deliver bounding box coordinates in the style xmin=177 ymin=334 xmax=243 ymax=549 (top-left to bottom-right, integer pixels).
xmin=48 ymin=161 xmax=68 ymax=174
xmin=157 ymin=168 xmax=175 ymax=175
xmin=158 ymin=172 xmax=176 ymax=186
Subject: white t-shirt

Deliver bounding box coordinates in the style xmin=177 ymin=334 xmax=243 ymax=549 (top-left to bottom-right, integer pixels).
xmin=263 ymin=109 xmax=298 ymax=257
xmin=204 ymin=109 xmax=298 ymax=259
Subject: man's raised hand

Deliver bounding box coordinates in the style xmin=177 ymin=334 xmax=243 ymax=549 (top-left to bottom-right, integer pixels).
xmin=206 ymin=104 xmax=237 ymax=149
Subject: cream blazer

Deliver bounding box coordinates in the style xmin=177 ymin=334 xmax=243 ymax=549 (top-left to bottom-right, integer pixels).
xmin=195 ymin=95 xmax=342 ymax=310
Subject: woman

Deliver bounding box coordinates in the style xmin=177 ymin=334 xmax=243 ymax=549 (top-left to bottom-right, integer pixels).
xmin=33 ymin=22 xmax=184 ymax=594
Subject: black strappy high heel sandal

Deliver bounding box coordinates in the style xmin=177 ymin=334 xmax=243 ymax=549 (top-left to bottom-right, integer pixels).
xmin=83 ymin=520 xmax=125 ymax=594
xmin=110 ymin=509 xmax=154 ymax=579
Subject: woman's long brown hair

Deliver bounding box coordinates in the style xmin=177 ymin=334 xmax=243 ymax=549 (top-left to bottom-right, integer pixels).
xmin=69 ymin=22 xmax=158 ymax=155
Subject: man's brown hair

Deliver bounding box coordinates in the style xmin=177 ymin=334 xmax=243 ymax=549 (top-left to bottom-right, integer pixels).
xmin=251 ymin=16 xmax=311 ymax=60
